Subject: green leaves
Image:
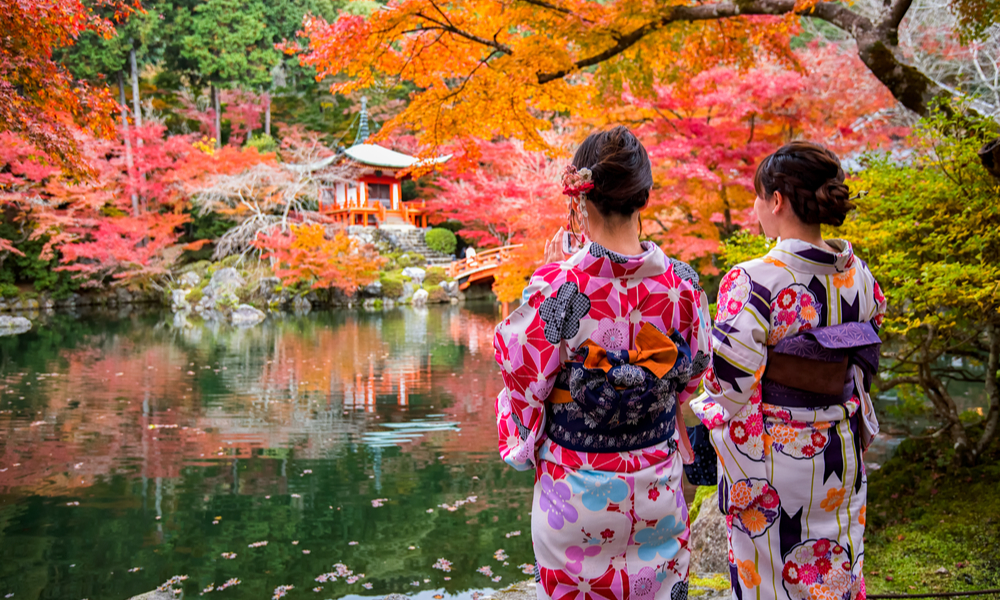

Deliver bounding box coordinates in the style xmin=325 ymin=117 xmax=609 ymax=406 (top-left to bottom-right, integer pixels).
xmin=844 ymin=104 xmax=1000 ymax=342
xmin=178 ymin=0 xmax=279 ymax=88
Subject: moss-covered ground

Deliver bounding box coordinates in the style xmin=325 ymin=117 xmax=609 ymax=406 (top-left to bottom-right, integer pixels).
xmin=864 ymin=426 xmax=1000 ymax=594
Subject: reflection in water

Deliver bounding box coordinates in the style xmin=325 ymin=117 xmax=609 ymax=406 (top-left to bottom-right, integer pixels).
xmin=0 ymin=305 xmax=534 ymax=600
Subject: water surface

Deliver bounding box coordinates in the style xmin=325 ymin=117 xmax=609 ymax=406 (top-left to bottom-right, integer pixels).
xmin=0 ymin=305 xmax=534 ymax=600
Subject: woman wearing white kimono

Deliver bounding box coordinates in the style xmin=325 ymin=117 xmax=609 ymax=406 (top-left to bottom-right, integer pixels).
xmin=689 ymin=142 xmax=886 ymax=600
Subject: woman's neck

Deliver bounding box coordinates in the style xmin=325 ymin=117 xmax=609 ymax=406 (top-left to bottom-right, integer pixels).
xmin=586 ymin=205 xmax=644 ymax=256
xmin=776 ymin=222 xmax=836 ymax=253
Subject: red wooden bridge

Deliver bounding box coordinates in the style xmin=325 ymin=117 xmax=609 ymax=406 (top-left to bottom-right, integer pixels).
xmin=447 ymin=244 xmax=523 ymax=290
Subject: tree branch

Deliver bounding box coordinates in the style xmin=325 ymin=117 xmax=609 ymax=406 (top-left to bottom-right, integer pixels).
xmin=414 ymin=12 xmax=514 ymax=54
xmin=529 ymin=0 xmax=945 ymax=116
xmin=882 ymin=0 xmax=914 ymax=31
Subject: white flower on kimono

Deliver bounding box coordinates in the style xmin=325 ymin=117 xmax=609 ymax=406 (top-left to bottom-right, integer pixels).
xmin=538 ymin=474 xmax=579 ymax=530
xmin=613 ymin=364 xmax=645 ymax=387
xmin=630 ymin=566 xmax=662 ymax=600
xmin=567 ymin=470 xmax=630 ymax=511
xmin=634 ymin=515 xmax=686 ymax=561
xmin=716 ymin=267 xmax=752 ymax=322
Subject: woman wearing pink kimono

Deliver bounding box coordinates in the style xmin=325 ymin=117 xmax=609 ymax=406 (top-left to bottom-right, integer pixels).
xmin=689 ymin=142 xmax=886 ymax=600
xmin=494 ymin=126 xmax=711 ymax=600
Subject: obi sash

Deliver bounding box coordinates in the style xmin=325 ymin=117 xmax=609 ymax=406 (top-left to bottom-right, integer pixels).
xmin=762 ymin=322 xmax=882 ymax=409
xmin=545 ymin=322 xmax=696 ymax=453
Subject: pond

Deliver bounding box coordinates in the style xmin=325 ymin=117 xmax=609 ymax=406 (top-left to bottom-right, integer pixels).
xmin=0 ymin=305 xmax=988 ymax=600
xmin=0 ymin=305 xmax=534 ymax=600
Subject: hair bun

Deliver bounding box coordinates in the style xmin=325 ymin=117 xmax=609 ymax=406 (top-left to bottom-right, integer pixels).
xmin=813 ymin=179 xmax=854 ymax=226
xmin=754 ymin=141 xmax=855 ymax=226
xmin=572 ymin=126 xmax=652 ymax=217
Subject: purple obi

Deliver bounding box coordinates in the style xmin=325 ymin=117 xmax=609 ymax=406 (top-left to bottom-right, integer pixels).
xmin=762 ymin=322 xmax=881 ymax=409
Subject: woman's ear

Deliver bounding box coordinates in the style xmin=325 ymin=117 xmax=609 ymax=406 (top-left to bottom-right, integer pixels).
xmin=771 ymin=191 xmax=785 ymax=215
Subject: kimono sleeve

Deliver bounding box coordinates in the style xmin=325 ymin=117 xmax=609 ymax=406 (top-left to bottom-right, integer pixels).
xmin=680 ymin=286 xmax=714 ymax=404
xmin=493 ymin=268 xmax=563 ymax=471
xmin=692 ymin=265 xmax=769 ymax=425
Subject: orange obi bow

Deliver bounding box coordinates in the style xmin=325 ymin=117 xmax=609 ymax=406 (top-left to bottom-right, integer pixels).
xmin=549 ymin=322 xmax=679 ymax=404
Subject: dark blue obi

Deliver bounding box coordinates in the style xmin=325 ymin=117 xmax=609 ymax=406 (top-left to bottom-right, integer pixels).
xmin=762 ymin=322 xmax=882 ymax=409
xmin=546 ymin=322 xmax=703 ymax=452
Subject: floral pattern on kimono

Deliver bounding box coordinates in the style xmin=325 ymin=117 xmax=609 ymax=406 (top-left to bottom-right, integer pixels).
xmin=495 ymin=241 xmax=712 ymax=600
xmin=689 ymin=238 xmax=886 ymax=600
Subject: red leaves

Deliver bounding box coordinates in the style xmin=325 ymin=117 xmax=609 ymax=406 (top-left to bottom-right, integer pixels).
xmin=57 ymin=213 xmax=188 ymax=283
xmin=430 ymin=135 xmax=567 ymax=248
xmin=627 ymin=44 xmax=907 ymax=271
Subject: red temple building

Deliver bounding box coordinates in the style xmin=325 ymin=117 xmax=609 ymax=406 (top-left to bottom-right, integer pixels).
xmin=320 ymin=99 xmax=450 ymax=229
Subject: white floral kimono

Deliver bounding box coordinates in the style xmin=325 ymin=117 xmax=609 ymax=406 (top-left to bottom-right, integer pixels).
xmin=690 ymin=239 xmax=886 ymax=600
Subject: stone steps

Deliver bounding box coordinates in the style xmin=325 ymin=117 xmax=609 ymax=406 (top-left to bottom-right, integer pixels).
xmin=388 ymin=228 xmax=455 ymax=267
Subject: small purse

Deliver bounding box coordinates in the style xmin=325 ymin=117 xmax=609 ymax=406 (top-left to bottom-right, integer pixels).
xmin=682 ymin=423 xmax=718 ymax=486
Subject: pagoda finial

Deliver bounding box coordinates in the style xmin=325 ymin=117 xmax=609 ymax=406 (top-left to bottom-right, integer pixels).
xmin=356 ymin=96 xmax=370 ymax=145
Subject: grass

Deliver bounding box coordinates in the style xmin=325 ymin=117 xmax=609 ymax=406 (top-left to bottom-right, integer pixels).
xmin=864 ymin=425 xmax=1000 ymax=594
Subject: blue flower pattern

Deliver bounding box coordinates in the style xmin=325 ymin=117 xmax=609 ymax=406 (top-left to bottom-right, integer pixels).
xmin=567 ymin=469 xmax=630 ymax=511
xmin=635 ymin=515 xmax=686 ymax=561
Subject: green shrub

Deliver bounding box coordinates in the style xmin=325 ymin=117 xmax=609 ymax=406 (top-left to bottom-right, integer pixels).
xmin=424 ymin=266 xmax=448 ymax=286
xmin=396 ymin=253 xmax=425 ymax=268
xmin=425 ymin=227 xmax=457 ymax=255
xmin=427 ymin=287 xmax=449 ymax=303
xmin=246 ymin=133 xmax=278 ymax=154
xmin=0 ymin=283 xmax=18 ymax=298
xmin=380 ymin=271 xmax=405 ymax=298
xmin=0 ymin=221 xmax=80 ymax=300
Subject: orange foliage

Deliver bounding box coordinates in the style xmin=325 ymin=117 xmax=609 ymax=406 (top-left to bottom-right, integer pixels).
xmin=256 ymin=224 xmax=385 ymax=294
xmin=293 ymin=0 xmax=804 ymax=151
xmin=492 ymin=246 xmax=544 ymax=304
xmin=0 ymin=0 xmax=133 ymax=168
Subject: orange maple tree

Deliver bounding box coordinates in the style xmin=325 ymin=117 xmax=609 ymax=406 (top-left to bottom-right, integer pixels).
xmin=256 ymin=223 xmax=385 ymax=294
xmin=0 ymin=0 xmax=133 ymax=167
xmin=294 ymin=0 xmax=942 ymax=150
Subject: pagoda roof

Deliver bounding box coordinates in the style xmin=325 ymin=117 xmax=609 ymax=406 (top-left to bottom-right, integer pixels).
xmin=344 ymin=143 xmax=451 ymax=170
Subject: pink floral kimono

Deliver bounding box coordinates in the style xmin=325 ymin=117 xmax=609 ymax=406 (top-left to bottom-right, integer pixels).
xmin=689 ymin=239 xmax=886 ymax=600
xmin=494 ymin=241 xmax=711 ymax=600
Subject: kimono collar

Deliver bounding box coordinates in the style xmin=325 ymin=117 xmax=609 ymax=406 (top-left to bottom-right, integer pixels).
xmin=570 ymin=240 xmax=667 ymax=279
xmin=766 ymin=238 xmax=856 ymax=274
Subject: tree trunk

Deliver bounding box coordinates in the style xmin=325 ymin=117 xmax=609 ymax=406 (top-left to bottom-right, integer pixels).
xmin=129 ymin=43 xmax=142 ymax=132
xmin=265 ymin=91 xmax=271 ymax=137
xmin=920 ymin=364 xmax=972 ymax=462
xmin=212 ymin=84 xmax=222 ymax=148
xmin=118 ymin=70 xmax=140 ymax=217
xmin=129 ymin=42 xmax=148 ymax=212
xmin=975 ymin=321 xmax=1000 ymax=457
